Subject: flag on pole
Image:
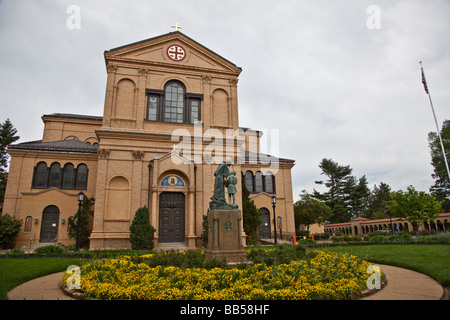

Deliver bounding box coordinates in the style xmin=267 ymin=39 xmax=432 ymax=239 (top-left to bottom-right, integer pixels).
xmin=421 ymin=67 xmax=429 ymax=94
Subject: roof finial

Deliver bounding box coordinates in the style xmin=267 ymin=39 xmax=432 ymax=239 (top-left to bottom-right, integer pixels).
xmin=171 ymin=22 xmax=182 ymax=32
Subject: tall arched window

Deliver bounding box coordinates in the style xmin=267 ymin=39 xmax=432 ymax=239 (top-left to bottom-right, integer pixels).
xmin=146 ymin=80 xmax=202 ymax=123
xmin=164 ymin=81 xmax=184 ymax=123
xmin=62 ymin=163 xmax=75 ymax=189
xmin=75 ymin=164 xmax=88 ymax=189
xmin=244 ymin=171 xmax=253 ymax=193
xmin=33 ymin=162 xmax=48 ymax=188
xmin=264 ymin=171 xmax=274 ymax=194
xmin=255 ymin=171 xmax=263 ymax=193
xmin=48 ymin=163 xmax=61 ymax=188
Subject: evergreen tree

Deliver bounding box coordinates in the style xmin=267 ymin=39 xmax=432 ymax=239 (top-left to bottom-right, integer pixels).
xmin=428 ymin=119 xmax=450 ymax=212
xmin=242 ymin=182 xmax=262 ymax=244
xmin=368 ymin=182 xmax=392 ymax=219
xmin=313 ymin=158 xmax=355 ymax=223
xmin=68 ymin=197 xmax=95 ymax=249
xmin=349 ymin=175 xmax=371 ymax=218
xmin=129 ymin=206 xmax=155 ymax=250
xmin=0 ymin=118 xmax=19 ymax=212
xmin=314 ymin=158 xmax=371 ymax=222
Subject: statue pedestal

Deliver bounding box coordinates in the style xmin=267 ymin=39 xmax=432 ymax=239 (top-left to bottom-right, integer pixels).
xmin=205 ymin=210 xmax=247 ymax=263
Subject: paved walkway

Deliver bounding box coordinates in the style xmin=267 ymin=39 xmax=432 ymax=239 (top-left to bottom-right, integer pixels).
xmin=7 ymin=272 xmax=74 ymax=300
xmin=362 ymin=264 xmax=443 ymax=300
xmin=7 ymin=264 xmax=444 ymax=300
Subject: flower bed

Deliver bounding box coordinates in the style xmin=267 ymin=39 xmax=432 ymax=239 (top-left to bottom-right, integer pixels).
xmin=63 ymin=250 xmax=379 ymax=300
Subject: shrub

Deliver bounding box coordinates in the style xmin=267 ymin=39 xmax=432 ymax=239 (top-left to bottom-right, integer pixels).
xmin=34 ymin=245 xmax=66 ymax=254
xmin=129 ymin=206 xmax=156 ymax=250
xmin=297 ymin=238 xmax=317 ymax=246
xmin=296 ymin=230 xmax=310 ymax=237
xmin=4 ymin=247 xmax=25 ymax=255
xmin=0 ymin=214 xmax=22 ymax=249
xmin=137 ymin=249 xmax=227 ymax=269
xmin=367 ymin=235 xmax=389 ymax=243
xmin=246 ymin=244 xmax=306 ymax=265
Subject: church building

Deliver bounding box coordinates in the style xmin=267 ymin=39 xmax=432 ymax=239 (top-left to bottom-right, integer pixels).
xmin=4 ymin=31 xmax=296 ymax=250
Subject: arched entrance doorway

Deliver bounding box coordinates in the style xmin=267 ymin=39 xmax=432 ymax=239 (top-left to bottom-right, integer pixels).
xmin=258 ymin=208 xmax=271 ymax=239
xmin=159 ymin=192 xmax=185 ymax=243
xmin=40 ymin=205 xmax=60 ymax=242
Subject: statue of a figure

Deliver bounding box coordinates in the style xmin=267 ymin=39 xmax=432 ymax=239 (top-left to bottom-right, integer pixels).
xmin=226 ymin=171 xmax=237 ymax=205
xmin=209 ymin=161 xmax=238 ymax=210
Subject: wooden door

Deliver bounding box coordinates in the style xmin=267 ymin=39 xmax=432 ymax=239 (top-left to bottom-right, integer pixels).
xmin=258 ymin=208 xmax=271 ymax=239
xmin=40 ymin=205 xmax=60 ymax=242
xmin=159 ymin=192 xmax=185 ymax=243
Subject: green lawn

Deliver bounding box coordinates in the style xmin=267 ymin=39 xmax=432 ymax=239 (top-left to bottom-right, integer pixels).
xmin=318 ymin=244 xmax=450 ymax=286
xmin=0 ymin=257 xmax=91 ymax=300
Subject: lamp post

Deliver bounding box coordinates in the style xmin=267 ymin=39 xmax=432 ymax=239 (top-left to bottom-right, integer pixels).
xmin=271 ymin=195 xmax=277 ymax=245
xmin=75 ymin=191 xmax=85 ymax=251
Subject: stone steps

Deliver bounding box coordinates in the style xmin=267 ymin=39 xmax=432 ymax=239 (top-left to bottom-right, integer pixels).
xmin=29 ymin=242 xmax=60 ymax=251
xmin=157 ymin=242 xmax=188 ymax=252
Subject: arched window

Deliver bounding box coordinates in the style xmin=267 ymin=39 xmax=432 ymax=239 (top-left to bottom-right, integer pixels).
xmin=255 ymin=171 xmax=263 ymax=193
xmin=244 ymin=171 xmax=253 ymax=193
xmin=33 ymin=162 xmax=48 ymax=188
xmin=62 ymin=163 xmax=75 ymax=189
xmin=146 ymin=80 xmax=202 ymax=123
xmin=48 ymin=162 xmax=61 ymax=188
xmin=164 ymin=81 xmax=185 ymax=123
xmin=75 ymin=164 xmax=88 ymax=189
xmin=264 ymin=171 xmax=274 ymax=194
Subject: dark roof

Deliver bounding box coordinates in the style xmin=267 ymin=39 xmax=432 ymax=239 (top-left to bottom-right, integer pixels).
xmin=42 ymin=113 xmax=103 ymax=122
xmin=243 ymin=151 xmax=295 ymax=164
xmin=8 ymin=139 xmax=98 ymax=154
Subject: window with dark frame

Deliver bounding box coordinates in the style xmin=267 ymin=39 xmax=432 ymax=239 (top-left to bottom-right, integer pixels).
xmin=48 ymin=163 xmax=61 ymax=188
xmin=31 ymin=162 xmax=88 ymax=190
xmin=244 ymin=171 xmax=253 ymax=193
xmin=33 ymin=162 xmax=48 ymax=188
xmin=164 ymin=82 xmax=184 ymax=123
xmin=62 ymin=163 xmax=75 ymax=189
xmin=145 ymin=80 xmax=202 ymax=124
xmin=75 ymin=164 xmax=88 ymax=190
xmin=242 ymin=171 xmax=275 ymax=194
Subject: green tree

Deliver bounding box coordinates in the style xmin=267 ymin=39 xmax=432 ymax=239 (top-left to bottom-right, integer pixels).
xmin=0 ymin=118 xmax=19 ymax=211
xmin=428 ymin=119 xmax=450 ymax=212
xmin=242 ymin=182 xmax=262 ymax=244
xmin=349 ymin=175 xmax=371 ymax=218
xmin=368 ymin=182 xmax=392 ymax=219
xmin=68 ymin=197 xmax=95 ymax=249
xmin=387 ymin=186 xmax=443 ymax=231
xmin=129 ymin=206 xmax=155 ymax=250
xmin=0 ymin=213 xmax=22 ymax=249
xmin=294 ymin=190 xmax=332 ymax=231
xmin=314 ymin=158 xmax=369 ymax=223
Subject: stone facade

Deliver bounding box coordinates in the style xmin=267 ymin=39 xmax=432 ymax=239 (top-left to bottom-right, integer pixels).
xmin=4 ymin=31 xmax=296 ymax=249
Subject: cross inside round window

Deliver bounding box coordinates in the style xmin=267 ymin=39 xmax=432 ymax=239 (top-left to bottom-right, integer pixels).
xmin=167 ymin=44 xmax=186 ymax=61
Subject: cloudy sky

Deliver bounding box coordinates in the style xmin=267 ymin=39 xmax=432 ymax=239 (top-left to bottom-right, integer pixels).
xmin=0 ymin=0 xmax=449 ymax=201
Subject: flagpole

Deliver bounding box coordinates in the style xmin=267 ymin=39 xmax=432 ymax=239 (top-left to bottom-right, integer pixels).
xmin=420 ymin=61 xmax=450 ymax=183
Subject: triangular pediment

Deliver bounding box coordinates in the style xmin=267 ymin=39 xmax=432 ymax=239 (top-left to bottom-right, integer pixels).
xmin=105 ymin=32 xmax=242 ymax=75
xmin=154 ymin=150 xmax=193 ymax=165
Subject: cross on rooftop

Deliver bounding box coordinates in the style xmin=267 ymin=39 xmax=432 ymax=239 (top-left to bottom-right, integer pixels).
xmin=171 ymin=22 xmax=182 ymax=31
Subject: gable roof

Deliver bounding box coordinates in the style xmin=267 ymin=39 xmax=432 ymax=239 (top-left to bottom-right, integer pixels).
xmin=8 ymin=139 xmax=98 ymax=154
xmin=104 ymin=31 xmax=242 ymax=76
